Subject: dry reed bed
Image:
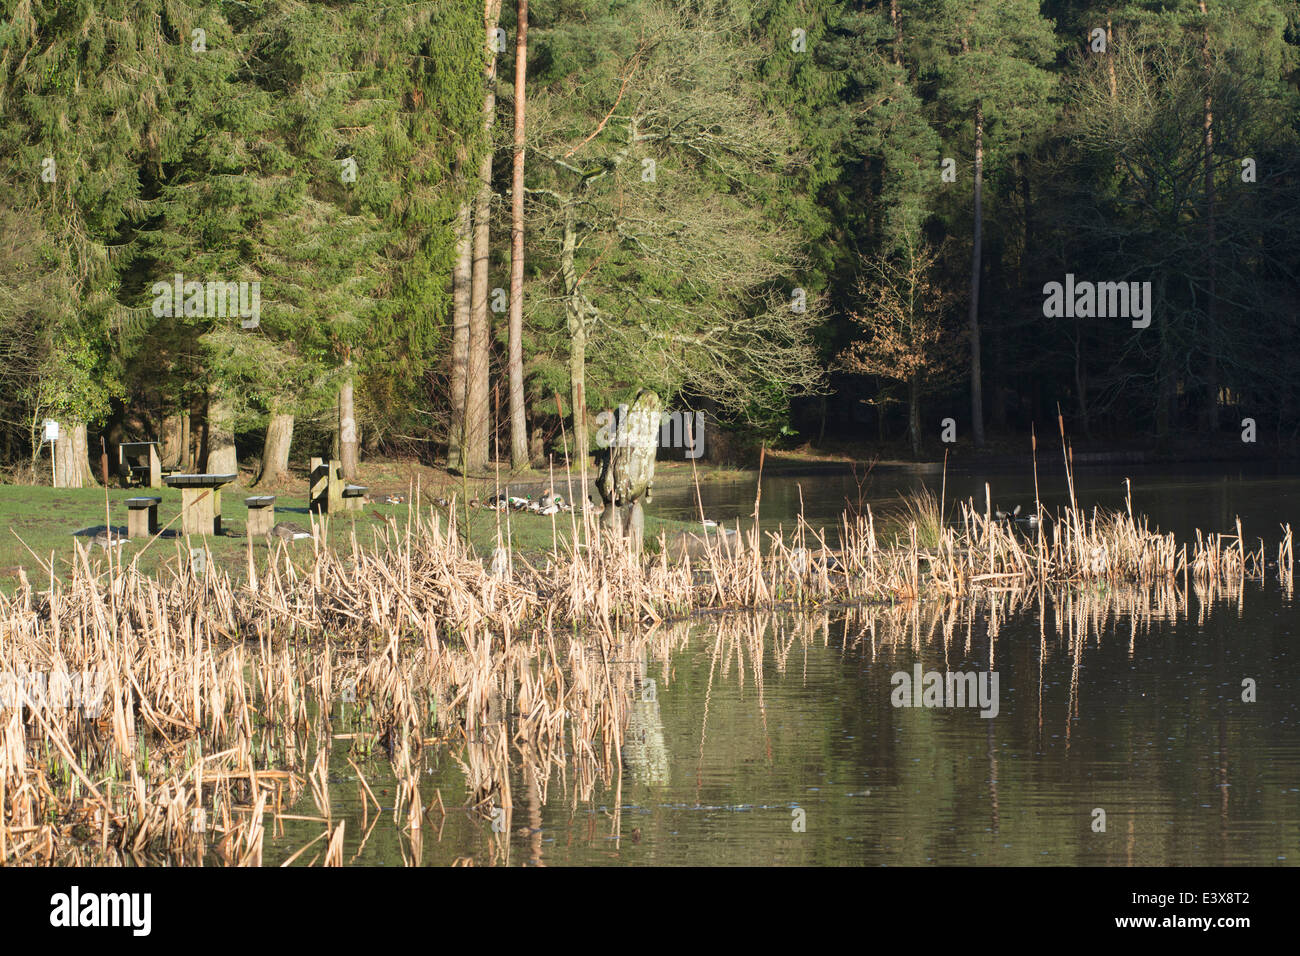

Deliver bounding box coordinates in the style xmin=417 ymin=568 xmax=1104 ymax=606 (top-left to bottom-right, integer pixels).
xmin=240 ymin=499 xmax=1293 ymax=635
xmin=0 ymin=488 xmax=1291 ymax=864
xmin=0 ymin=526 xmax=678 ymax=864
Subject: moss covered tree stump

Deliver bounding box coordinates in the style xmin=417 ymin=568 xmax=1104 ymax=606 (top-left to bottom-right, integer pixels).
xmin=595 ymin=389 xmax=661 ymax=550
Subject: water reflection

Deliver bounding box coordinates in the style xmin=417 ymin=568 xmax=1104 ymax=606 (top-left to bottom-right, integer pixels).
xmin=266 ymin=566 xmax=1298 ymax=866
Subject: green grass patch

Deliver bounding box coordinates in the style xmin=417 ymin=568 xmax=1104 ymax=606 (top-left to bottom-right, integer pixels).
xmin=0 ymin=485 xmax=713 ymax=593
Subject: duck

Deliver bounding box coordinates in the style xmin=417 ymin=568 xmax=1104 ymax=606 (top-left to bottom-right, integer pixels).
xmin=93 ymin=530 xmax=126 ymax=551
xmin=1009 ymin=508 xmax=1040 ymax=528
xmin=994 ymin=505 xmax=1021 ymax=521
xmin=468 ymin=497 xmax=481 ymax=509
xmin=537 ymin=488 xmax=567 ymax=513
xmin=271 ymin=522 xmax=313 ymax=541
xmin=384 ymin=493 xmax=405 ymax=505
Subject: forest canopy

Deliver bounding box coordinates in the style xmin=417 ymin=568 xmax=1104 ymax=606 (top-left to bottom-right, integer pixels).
xmin=2 ymin=0 xmax=1298 ymax=484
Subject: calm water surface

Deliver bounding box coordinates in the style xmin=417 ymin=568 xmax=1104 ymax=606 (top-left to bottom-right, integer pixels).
xmin=265 ymin=464 xmax=1300 ymax=866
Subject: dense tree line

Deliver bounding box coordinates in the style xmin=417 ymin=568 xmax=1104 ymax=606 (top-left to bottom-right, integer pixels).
xmin=2 ymin=0 xmax=1299 ymax=486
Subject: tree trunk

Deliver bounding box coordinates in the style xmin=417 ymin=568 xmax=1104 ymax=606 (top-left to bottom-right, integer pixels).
xmin=1156 ymin=365 xmax=1176 ymax=440
xmin=907 ymin=374 xmax=921 ymax=458
xmin=989 ymin=304 xmax=1007 ymax=431
xmin=339 ymin=364 xmax=359 ymax=480
xmin=160 ymin=411 xmax=185 ymax=468
xmin=53 ymin=421 xmax=96 ymax=488
xmin=1106 ymin=17 xmax=1117 ymax=101
xmin=206 ymin=392 xmax=238 ymax=475
xmin=968 ymin=103 xmax=986 ymax=447
xmin=184 ymin=403 xmax=196 ymax=470
xmin=1074 ymin=318 xmax=1090 ymax=437
xmin=256 ymin=407 xmax=294 ymax=486
xmin=449 ymin=198 xmax=472 ymax=470
xmin=561 ymin=204 xmax=588 ymax=465
xmin=890 ymin=0 xmax=902 ymax=69
xmin=466 ymin=0 xmax=503 ymax=474
xmin=596 ymin=391 xmax=660 ymax=549
xmin=1155 ymin=285 xmax=1176 ymax=440
xmin=568 ymin=309 xmax=588 ymax=467
xmin=1198 ymin=1 xmax=1218 ymax=433
xmin=507 ymin=0 xmax=529 ymax=469
xmin=196 ymin=400 xmax=208 ymax=471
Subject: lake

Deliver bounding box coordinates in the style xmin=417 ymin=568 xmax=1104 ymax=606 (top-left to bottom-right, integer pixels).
xmin=264 ymin=463 xmax=1300 ymax=866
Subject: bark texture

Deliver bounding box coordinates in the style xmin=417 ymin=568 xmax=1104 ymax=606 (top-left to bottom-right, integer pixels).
xmin=465 ymin=0 xmax=503 ymax=473
xmin=256 ymin=409 xmax=294 ymax=486
xmin=339 ymin=367 xmax=359 ymax=480
xmin=53 ymin=421 xmax=96 ymax=488
xmin=206 ymin=393 xmax=238 ymax=475
xmin=507 ymin=0 xmax=530 ymax=468
xmin=449 ymin=199 xmax=472 ymax=469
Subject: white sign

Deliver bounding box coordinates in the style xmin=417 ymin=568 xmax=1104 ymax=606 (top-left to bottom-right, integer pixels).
xmin=43 ymin=419 xmax=59 ymax=442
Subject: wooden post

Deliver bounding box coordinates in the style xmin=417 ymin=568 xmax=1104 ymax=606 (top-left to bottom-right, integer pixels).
xmin=328 ymin=459 xmax=343 ymax=514
xmin=244 ymin=497 xmax=276 ymax=536
xmin=249 ymin=507 xmax=272 ymax=534
xmin=148 ymin=444 xmax=161 ymax=488
xmin=180 ymin=488 xmax=216 ymax=536
xmin=126 ymin=498 xmax=161 ymax=539
xmin=310 ymin=457 xmax=329 ymax=513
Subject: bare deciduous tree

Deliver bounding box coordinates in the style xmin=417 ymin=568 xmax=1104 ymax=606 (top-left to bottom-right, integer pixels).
xmin=841 ymin=235 xmax=962 ymax=457
xmin=526 ymin=4 xmax=825 ymax=458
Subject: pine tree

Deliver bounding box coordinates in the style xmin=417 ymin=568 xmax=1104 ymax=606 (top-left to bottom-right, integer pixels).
xmin=919 ymin=0 xmax=1057 ymax=446
xmin=0 ymin=1 xmax=171 ymax=484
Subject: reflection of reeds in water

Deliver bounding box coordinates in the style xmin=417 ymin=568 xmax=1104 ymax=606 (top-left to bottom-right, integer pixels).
xmin=0 ymin=473 xmax=1290 ymax=863
xmin=0 ymin=534 xmax=690 ymax=863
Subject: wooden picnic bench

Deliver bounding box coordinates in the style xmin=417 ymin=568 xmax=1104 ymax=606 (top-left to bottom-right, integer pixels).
xmin=308 ymin=458 xmax=367 ymax=514
xmin=309 ymin=457 xmax=342 ymax=514
xmin=164 ymin=473 xmax=237 ymax=536
xmin=119 ymin=441 xmax=161 ymax=488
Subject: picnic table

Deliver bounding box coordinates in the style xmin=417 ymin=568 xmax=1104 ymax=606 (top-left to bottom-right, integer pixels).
xmin=164 ymin=473 xmax=237 ymax=536
xmin=119 ymin=441 xmax=162 ymax=488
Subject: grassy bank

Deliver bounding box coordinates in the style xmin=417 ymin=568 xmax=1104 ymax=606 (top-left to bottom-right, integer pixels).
xmin=0 ymin=483 xmax=711 ymax=592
